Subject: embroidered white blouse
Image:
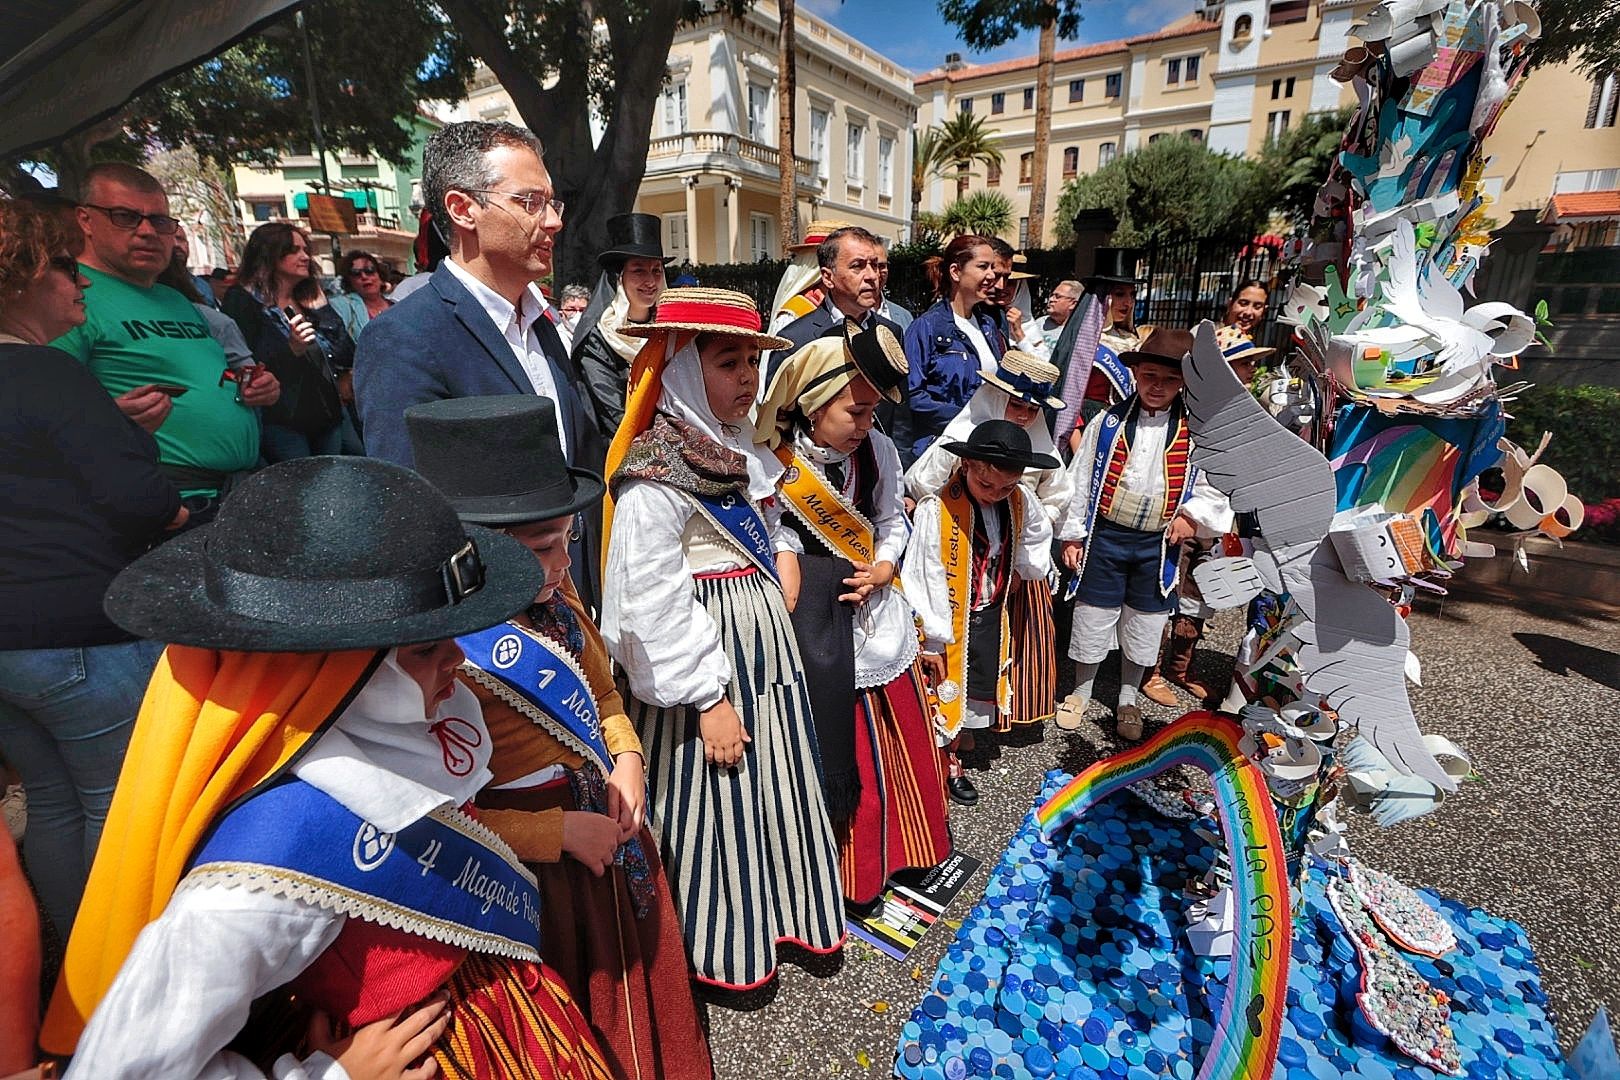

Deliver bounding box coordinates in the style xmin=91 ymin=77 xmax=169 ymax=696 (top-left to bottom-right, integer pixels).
xmin=1058 ymin=406 xmax=1233 ymax=542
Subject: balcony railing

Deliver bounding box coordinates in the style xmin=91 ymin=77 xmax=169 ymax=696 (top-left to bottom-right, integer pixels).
xmin=240 ymin=211 xmax=405 ymax=239
xmin=646 ymin=131 xmax=821 ymax=185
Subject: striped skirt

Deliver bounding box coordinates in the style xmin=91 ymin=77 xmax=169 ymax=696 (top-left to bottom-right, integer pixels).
xmin=1004 ymin=576 xmax=1057 ymax=729
xmin=627 ymin=567 xmax=846 ymax=991
xmin=840 ymin=665 xmax=954 ymax=905
xmin=435 ymin=955 xmax=614 ymax=1080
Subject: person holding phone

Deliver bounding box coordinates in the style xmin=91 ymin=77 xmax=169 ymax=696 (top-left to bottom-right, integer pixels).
xmin=222 ymin=222 xmax=346 ymax=462
xmin=52 ymin=164 xmax=273 ymax=527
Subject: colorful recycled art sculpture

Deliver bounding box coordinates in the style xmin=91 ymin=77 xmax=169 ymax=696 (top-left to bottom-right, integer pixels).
xmin=896 ymin=2 xmax=1591 ymax=1076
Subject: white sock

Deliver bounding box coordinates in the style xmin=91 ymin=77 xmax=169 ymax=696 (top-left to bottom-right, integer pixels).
xmin=1069 ymin=662 xmax=1100 ymax=701
xmin=1118 ymin=659 xmax=1149 ymax=708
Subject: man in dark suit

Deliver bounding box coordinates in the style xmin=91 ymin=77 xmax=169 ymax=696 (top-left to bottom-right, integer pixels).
xmin=355 ymin=120 xmax=605 ymax=607
xmin=764 ymin=225 xmax=909 ymax=448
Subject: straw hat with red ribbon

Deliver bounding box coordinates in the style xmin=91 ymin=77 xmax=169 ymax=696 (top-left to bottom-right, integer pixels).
xmin=788 ymin=219 xmax=856 ymax=252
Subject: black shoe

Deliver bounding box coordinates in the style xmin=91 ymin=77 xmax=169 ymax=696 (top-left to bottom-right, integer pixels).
xmin=947 ymin=775 xmax=980 ymax=806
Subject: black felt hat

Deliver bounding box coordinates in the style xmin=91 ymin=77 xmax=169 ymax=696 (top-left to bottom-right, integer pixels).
xmin=103 ymin=457 xmax=544 ymax=652
xmin=943 ymin=419 xmax=1061 ymax=472
xmin=405 ymin=396 xmax=605 ymax=524
xmin=845 ymin=321 xmax=909 ymax=403
xmin=1083 ymin=247 xmax=1146 ymax=291
xmin=598 ymin=212 xmax=672 ymax=268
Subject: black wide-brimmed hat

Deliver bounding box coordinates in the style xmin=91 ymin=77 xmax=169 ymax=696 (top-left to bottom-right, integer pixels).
xmin=104 ymin=457 xmax=544 ymax=652
xmin=598 ymin=212 xmax=672 ymax=268
xmin=1120 ymin=326 xmax=1194 ymax=369
xmin=1083 ymin=247 xmax=1146 ymax=291
xmin=943 ymin=419 xmax=1061 ymax=472
xmin=845 ymin=321 xmax=909 ymax=403
xmin=405 ymin=396 xmax=605 ymax=525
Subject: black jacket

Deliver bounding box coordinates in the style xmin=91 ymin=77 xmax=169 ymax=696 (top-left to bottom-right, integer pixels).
xmin=0 ymin=343 xmax=180 ymax=647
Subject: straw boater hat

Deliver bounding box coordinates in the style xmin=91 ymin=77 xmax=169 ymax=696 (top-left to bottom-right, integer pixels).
xmin=789 ymin=219 xmax=856 ymax=252
xmin=982 ymin=350 xmax=1064 ymax=409
xmin=1215 ymin=323 xmax=1277 ymax=365
xmin=619 ymin=286 xmax=792 ymax=350
xmin=1007 ymin=252 xmax=1037 ymax=281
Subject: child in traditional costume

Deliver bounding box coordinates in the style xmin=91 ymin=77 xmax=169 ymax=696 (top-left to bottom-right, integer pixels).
xmin=907 ymin=350 xmax=1071 ymax=732
xmin=1055 ymin=329 xmax=1233 ymax=742
xmin=756 ymin=325 xmax=953 ymax=909
xmin=598 ymin=288 xmax=845 ymax=991
xmin=1070 ymin=248 xmax=1148 ymax=438
xmin=405 ymin=395 xmax=712 ymax=1080
xmin=44 ymin=456 xmax=613 ymax=1079
xmin=903 ymin=421 xmax=1057 ymax=806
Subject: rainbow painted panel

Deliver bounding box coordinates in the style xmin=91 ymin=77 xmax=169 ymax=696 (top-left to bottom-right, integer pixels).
xmin=1036 ymin=712 xmax=1290 ymax=1080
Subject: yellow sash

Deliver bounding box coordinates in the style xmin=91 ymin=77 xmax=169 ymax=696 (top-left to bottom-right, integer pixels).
xmin=773 ymin=446 xmax=875 ymax=565
xmin=934 ymin=479 xmax=1019 ymax=741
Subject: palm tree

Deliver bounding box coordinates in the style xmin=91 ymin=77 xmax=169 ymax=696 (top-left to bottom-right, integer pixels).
xmin=911 ymin=125 xmax=946 ymax=224
xmin=936 ymin=111 xmax=1004 ymax=199
xmin=941 ymin=191 xmax=1015 ymax=238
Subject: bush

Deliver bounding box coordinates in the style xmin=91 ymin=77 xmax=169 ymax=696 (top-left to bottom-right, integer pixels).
xmin=1505 ymin=384 xmax=1620 ymax=502
xmin=1054 ymin=136 xmax=1269 ymax=248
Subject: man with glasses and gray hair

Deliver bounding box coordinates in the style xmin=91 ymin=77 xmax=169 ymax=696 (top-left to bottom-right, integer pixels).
xmin=53 ymin=163 xmax=278 ymax=528
xmin=354 ymin=120 xmax=605 ymax=607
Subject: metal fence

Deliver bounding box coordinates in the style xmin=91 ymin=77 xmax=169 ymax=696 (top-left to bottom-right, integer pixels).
xmin=1138 ymin=234 xmax=1291 ymax=346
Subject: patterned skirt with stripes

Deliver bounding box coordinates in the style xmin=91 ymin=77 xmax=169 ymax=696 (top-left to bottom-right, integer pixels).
xmin=627 ymin=567 xmax=846 ymax=991
xmin=840 ymin=665 xmax=954 ymax=905
xmin=435 ymin=954 xmax=614 ymax=1080
xmin=1005 ymin=576 xmax=1058 ymax=729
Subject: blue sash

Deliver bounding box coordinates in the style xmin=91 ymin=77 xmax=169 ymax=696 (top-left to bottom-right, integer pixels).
xmin=186 ymin=778 xmax=541 ymax=960
xmin=1094 ymin=344 xmax=1135 ymax=401
xmin=458 ymin=622 xmax=611 ymax=774
xmin=691 ymin=490 xmax=780 ymax=581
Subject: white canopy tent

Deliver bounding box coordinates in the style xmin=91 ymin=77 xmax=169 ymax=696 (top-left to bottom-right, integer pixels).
xmin=0 ymin=0 xmax=302 ymax=161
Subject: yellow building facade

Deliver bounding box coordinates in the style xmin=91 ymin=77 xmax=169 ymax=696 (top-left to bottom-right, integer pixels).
xmin=453 ymin=1 xmax=919 ymax=265
xmin=916 ymin=1 xmax=1618 ymax=248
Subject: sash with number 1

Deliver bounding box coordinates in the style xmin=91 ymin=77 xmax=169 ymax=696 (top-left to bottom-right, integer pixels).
xmin=457 ymin=622 xmax=611 ymax=774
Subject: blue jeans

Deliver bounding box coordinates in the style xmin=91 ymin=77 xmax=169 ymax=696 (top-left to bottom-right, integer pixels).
xmin=0 ymin=638 xmax=163 ymax=936
xmin=261 ymin=420 xmax=344 ymax=462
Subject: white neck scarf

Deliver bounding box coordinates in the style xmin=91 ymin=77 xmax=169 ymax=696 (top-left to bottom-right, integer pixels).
xmin=657 ymin=339 xmax=783 ymax=502
xmin=294 ymin=650 xmax=494 ymax=832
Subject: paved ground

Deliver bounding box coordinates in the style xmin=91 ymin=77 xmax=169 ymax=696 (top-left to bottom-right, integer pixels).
xmin=701 ymin=589 xmax=1620 ymax=1077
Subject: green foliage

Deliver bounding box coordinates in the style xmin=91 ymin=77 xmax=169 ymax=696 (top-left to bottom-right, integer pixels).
xmin=1505 ymin=384 xmax=1620 ymax=501
xmin=1254 ymin=107 xmax=1355 ymax=231
xmin=935 ymin=111 xmax=1004 ymax=191
xmin=896 ymin=211 xmax=948 ymax=257
xmin=911 ymin=126 xmax=946 ymax=214
xmin=1530 ymin=0 xmax=1620 ymax=75
xmin=936 ymin=0 xmax=1083 ymax=48
xmin=941 ymin=191 xmax=1015 ymax=237
xmin=1054 ymin=136 xmax=1268 ymax=246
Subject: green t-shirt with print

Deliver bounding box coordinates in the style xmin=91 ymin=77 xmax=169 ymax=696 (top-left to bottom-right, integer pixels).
xmin=53 ymin=265 xmax=259 ymax=491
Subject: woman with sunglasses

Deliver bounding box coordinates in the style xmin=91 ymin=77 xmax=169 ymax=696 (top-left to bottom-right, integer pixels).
xmin=0 ymin=197 xmax=187 ymax=945
xmin=330 ymin=249 xmax=393 ymax=342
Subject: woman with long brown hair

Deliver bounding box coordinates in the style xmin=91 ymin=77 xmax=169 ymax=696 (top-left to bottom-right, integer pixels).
xmin=899 ymin=234 xmax=1006 ymax=462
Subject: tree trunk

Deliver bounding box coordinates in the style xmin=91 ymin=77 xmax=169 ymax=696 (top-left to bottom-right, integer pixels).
xmin=1026 ymin=17 xmax=1056 ymax=247
xmin=777 ymin=0 xmax=798 ymax=254
xmin=435 ymin=0 xmax=687 ymax=287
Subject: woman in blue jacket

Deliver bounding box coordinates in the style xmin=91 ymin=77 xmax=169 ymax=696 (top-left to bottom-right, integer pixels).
xmin=902 ymin=234 xmax=1007 ymax=461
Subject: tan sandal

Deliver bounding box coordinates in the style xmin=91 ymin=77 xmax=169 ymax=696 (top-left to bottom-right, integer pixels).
xmin=1115 ymin=704 xmax=1144 ymax=741
xmin=1055 ymin=692 xmax=1090 ymax=731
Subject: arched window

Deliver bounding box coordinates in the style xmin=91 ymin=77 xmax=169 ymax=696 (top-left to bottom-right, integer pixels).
xmin=1233 ymin=13 xmax=1253 ymax=38
xmin=1062 ymin=146 xmax=1079 ymax=177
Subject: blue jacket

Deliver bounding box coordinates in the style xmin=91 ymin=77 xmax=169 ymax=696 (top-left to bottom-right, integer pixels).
xmin=902 ymin=299 xmax=1005 ymax=459
xmin=353 ymin=263 xmax=603 ymax=610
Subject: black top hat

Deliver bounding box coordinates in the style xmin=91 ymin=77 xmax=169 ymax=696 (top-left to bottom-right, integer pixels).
xmin=598 ymin=212 xmax=672 ymax=268
xmin=943 ymin=419 xmax=1061 ymax=472
xmin=1083 ymin=247 xmax=1146 ymax=290
xmin=405 ymin=396 xmax=606 ymax=524
xmin=1119 ymin=326 xmax=1194 ymax=369
xmin=103 ymin=457 xmax=543 ymax=653
xmin=845 ymin=321 xmax=909 ymax=403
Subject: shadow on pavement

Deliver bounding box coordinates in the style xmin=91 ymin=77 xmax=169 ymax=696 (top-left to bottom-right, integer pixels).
xmin=1512 ymin=632 xmax=1620 ymax=693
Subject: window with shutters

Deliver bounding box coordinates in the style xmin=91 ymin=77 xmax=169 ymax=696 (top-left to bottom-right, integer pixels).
xmin=1185 ymin=55 xmax=1200 ymax=82
xmin=1166 ymin=58 xmax=1181 ymax=86
xmin=750 ymin=214 xmax=773 ymax=262
xmin=1018 ymin=152 xmax=1033 ymax=184
xmin=846 ymin=122 xmax=866 ymax=184
xmin=1105 ymin=72 xmax=1122 ymax=98
xmin=960 ymin=97 xmax=973 ymax=114
xmin=1019 ymin=217 xmax=1030 ymax=247
xmin=991 ymin=92 xmax=1005 ymax=114
xmin=1023 ymin=87 xmax=1035 ymax=110
xmin=810 ymin=108 xmax=829 ymax=180
xmin=664 ymin=214 xmax=689 ymax=262
xmin=1069 ymin=78 xmax=1085 ymax=102
xmin=1062 ymin=146 xmax=1078 ymax=177
xmin=1269 ymin=0 xmax=1308 ymax=25
xmin=1098 ymin=141 xmax=1116 ymax=167
xmin=986 ymin=160 xmax=1001 ymax=186
xmin=747 ymin=84 xmax=771 ymax=143
xmin=660 ymin=81 xmax=688 ymax=135
xmin=878 ymin=135 xmax=895 ymax=197
xmin=1267 ymin=110 xmax=1291 ymax=141
xmin=1586 ymin=73 xmax=1618 ymax=129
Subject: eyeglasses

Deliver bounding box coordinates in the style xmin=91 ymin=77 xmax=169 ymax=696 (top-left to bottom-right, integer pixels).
xmin=464 ymin=189 xmax=565 ymax=218
xmin=349 ymin=265 xmax=379 ymax=276
xmin=48 ymin=255 xmax=81 ymax=278
xmin=81 ymin=204 xmax=181 ymax=235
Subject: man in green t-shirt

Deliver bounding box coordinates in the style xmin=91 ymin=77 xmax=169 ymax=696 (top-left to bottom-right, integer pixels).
xmin=53 ymin=163 xmax=279 ymax=508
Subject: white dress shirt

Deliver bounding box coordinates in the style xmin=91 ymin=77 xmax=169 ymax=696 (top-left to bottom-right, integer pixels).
xmin=1059 ymin=405 xmax=1232 ymax=541
xmin=444 ymin=258 xmax=568 ymax=454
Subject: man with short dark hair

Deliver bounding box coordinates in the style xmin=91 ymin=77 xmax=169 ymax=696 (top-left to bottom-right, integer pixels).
xmin=764 ymin=225 xmax=901 ymax=387
xmin=353 ymin=120 xmax=603 ymax=605
xmin=53 ymin=162 xmax=278 ymax=524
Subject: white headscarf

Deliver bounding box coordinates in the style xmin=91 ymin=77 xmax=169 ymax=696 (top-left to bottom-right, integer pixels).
xmin=656 ymin=338 xmax=783 ymax=502
xmin=294 ymin=649 xmax=494 ymax=832
xmin=937 ymin=383 xmax=1059 ymax=460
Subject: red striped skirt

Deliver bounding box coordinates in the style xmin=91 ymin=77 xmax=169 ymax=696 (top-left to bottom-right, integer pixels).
xmin=1005 ymin=576 xmax=1057 ymax=730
